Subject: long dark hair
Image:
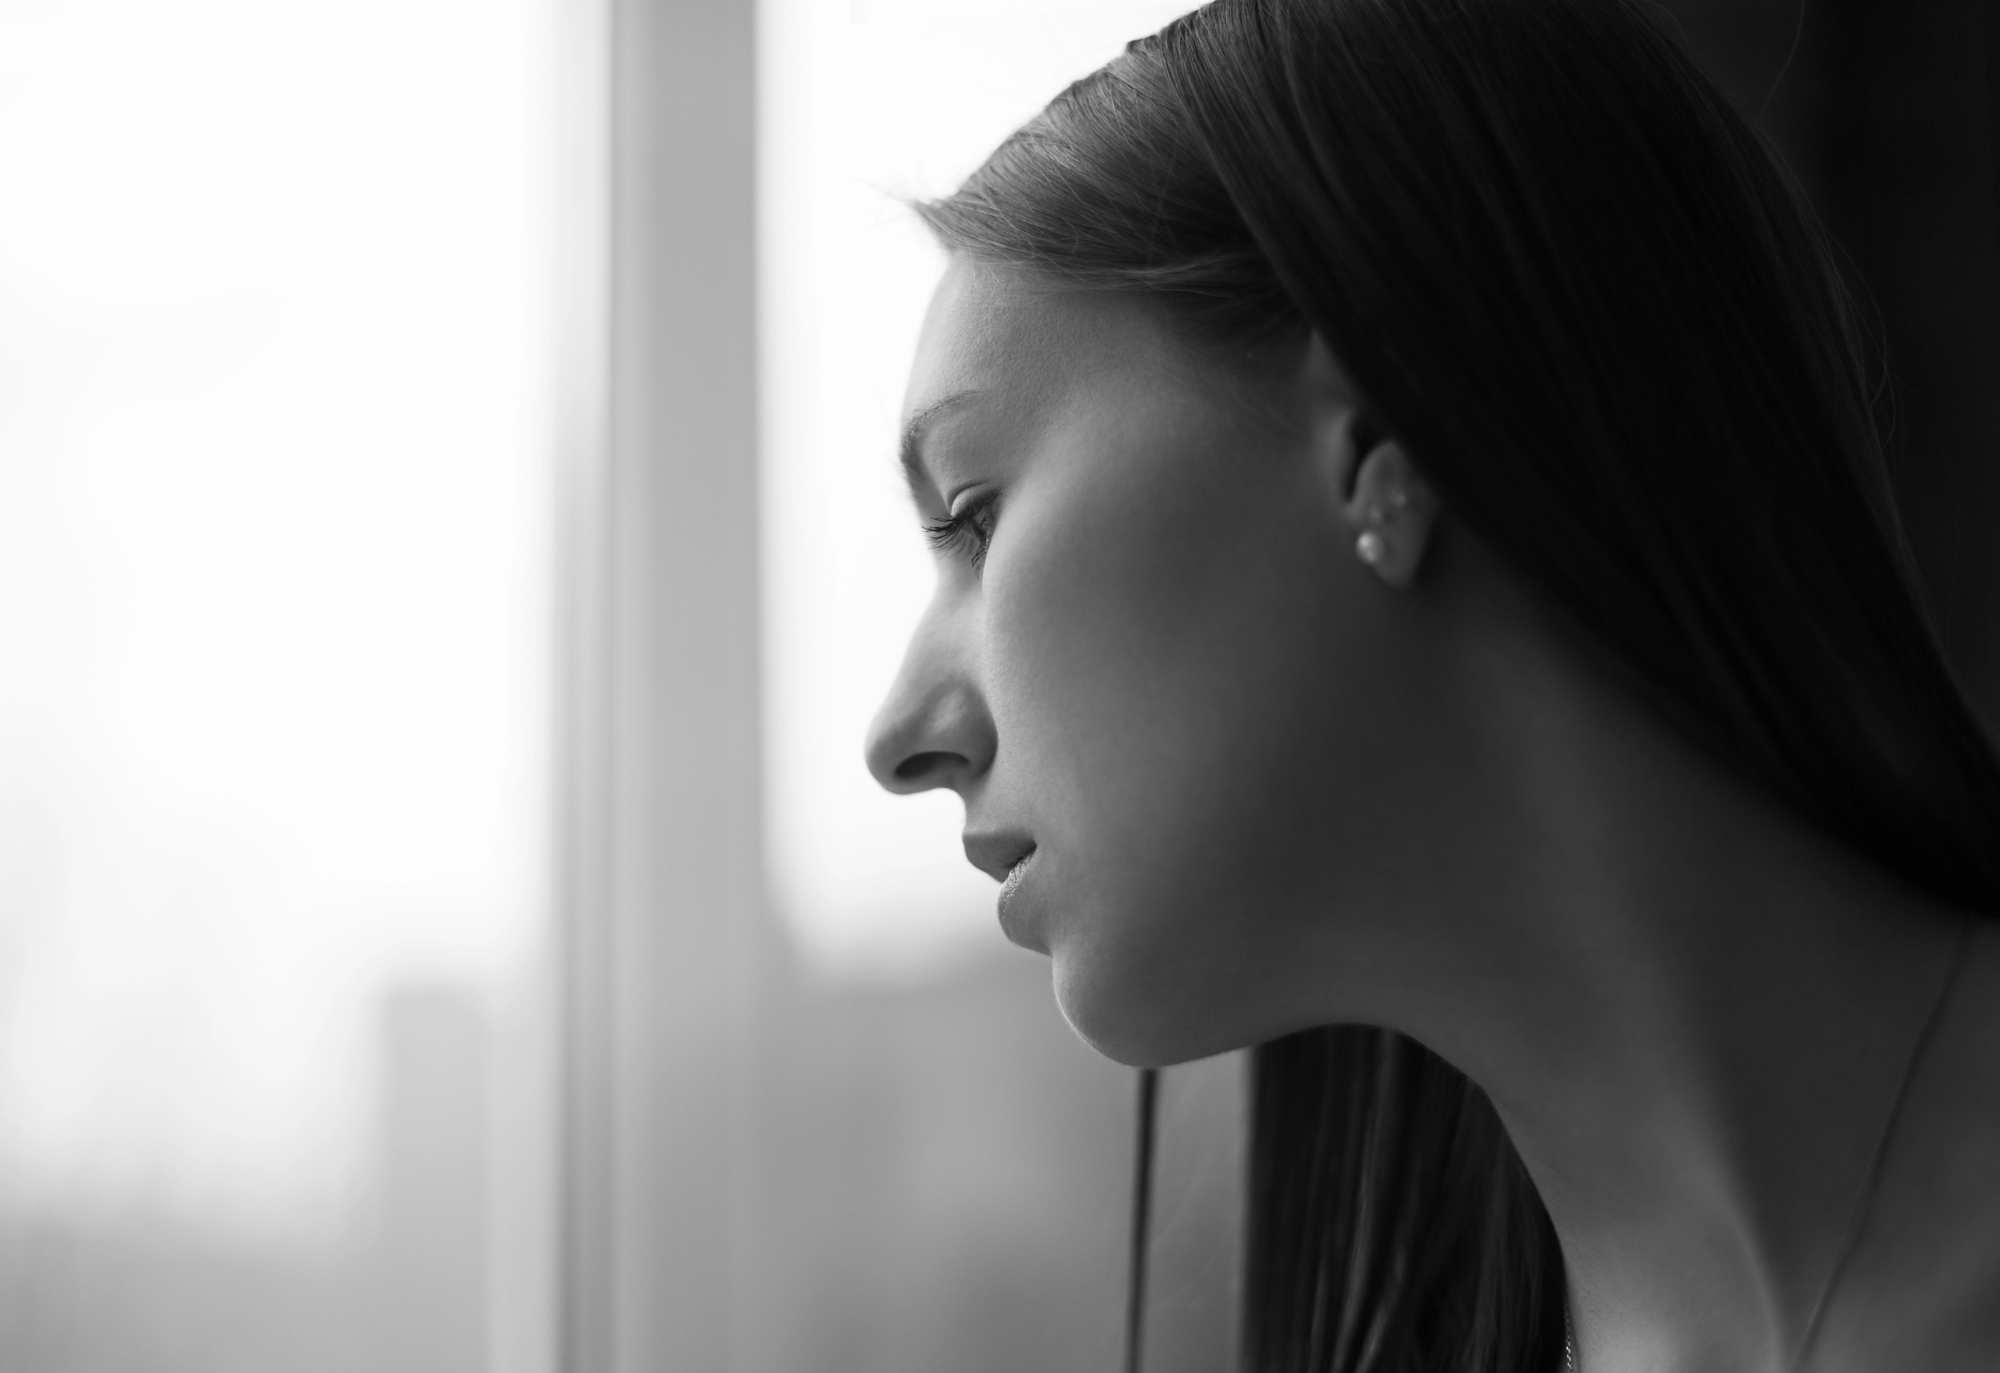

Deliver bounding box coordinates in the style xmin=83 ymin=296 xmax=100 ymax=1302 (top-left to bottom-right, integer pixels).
xmin=917 ymin=0 xmax=2000 ymax=1368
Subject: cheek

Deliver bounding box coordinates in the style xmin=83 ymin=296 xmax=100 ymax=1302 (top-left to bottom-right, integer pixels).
xmin=991 ymin=436 xmax=1349 ymax=836
xmin=982 ymin=432 xmax=1361 ymax=1052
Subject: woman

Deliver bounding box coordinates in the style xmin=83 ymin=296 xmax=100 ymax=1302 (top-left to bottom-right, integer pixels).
xmin=862 ymin=0 xmax=2000 ymax=1367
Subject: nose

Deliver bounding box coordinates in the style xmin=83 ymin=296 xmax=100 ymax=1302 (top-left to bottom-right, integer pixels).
xmin=865 ymin=602 xmax=997 ymax=795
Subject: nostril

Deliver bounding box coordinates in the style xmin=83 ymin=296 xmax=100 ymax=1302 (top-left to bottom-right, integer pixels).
xmin=894 ymin=751 xmax=960 ymax=784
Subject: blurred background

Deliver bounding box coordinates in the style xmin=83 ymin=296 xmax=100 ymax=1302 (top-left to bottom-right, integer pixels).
xmin=0 ymin=0 xmax=556 ymax=1368
xmin=0 ymin=0 xmax=1992 ymax=1370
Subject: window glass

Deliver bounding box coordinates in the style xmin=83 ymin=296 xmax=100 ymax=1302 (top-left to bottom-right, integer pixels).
xmin=0 ymin=3 xmax=558 ymax=1368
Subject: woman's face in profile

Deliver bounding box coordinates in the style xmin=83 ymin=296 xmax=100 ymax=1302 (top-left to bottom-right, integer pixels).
xmin=868 ymin=260 xmax=1463 ymax=1066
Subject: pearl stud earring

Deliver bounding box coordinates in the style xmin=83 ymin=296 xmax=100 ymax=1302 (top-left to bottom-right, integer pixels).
xmin=1355 ymin=488 xmax=1409 ymax=567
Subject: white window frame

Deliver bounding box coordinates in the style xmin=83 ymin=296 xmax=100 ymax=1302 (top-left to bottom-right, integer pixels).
xmin=557 ymin=1 xmax=762 ymax=1369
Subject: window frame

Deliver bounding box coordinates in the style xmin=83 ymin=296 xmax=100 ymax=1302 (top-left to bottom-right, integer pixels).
xmin=557 ymin=0 xmax=763 ymax=1369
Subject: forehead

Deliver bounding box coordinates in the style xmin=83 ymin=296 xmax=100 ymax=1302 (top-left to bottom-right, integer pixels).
xmin=903 ymin=260 xmax=1181 ymax=421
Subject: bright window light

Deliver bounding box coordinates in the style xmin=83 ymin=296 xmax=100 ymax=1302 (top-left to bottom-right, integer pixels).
xmin=0 ymin=0 xmax=554 ymax=1249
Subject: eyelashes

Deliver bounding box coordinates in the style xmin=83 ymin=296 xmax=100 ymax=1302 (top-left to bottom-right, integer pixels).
xmin=923 ymin=490 xmax=999 ymax=570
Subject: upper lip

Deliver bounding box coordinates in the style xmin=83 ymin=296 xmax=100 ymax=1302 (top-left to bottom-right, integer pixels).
xmin=962 ymin=830 xmax=1036 ymax=884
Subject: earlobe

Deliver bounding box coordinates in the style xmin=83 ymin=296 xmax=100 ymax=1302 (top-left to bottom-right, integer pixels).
xmin=1295 ymin=334 xmax=1440 ymax=589
xmin=1344 ymin=440 xmax=1439 ymax=590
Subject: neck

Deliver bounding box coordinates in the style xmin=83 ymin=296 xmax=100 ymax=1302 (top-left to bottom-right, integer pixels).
xmin=1373 ymin=587 xmax=1974 ymax=1372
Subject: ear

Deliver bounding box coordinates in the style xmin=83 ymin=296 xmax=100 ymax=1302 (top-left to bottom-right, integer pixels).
xmin=1342 ymin=438 xmax=1440 ymax=590
xmin=1312 ymin=428 xmax=1440 ymax=588
xmin=1297 ymin=334 xmax=1441 ymax=589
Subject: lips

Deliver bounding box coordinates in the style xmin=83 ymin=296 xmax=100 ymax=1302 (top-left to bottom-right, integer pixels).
xmin=997 ymin=849 xmax=1035 ymax=903
xmin=962 ymin=829 xmax=1036 ymax=885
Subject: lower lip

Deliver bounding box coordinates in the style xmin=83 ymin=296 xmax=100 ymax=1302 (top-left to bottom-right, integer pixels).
xmin=996 ymin=849 xmax=1037 ymax=926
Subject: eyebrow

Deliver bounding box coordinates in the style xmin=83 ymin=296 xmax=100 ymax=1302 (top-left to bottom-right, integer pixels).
xmin=898 ymin=390 xmax=983 ymax=492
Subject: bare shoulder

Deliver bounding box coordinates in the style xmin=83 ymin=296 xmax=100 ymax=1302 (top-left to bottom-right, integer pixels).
xmin=1822 ymin=918 xmax=2000 ymax=1371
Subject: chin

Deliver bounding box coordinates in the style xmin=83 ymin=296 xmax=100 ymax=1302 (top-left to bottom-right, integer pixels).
xmin=1047 ymin=941 xmax=1229 ymax=1070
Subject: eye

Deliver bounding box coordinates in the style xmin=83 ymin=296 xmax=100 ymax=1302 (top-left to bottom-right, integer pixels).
xmin=923 ymin=489 xmax=999 ymax=570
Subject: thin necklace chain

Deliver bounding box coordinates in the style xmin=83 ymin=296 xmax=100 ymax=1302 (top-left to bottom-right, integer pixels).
xmin=1561 ymin=916 xmax=1973 ymax=1373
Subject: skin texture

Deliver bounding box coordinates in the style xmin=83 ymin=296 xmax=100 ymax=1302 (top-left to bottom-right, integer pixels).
xmin=865 ymin=259 xmax=2000 ymax=1372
